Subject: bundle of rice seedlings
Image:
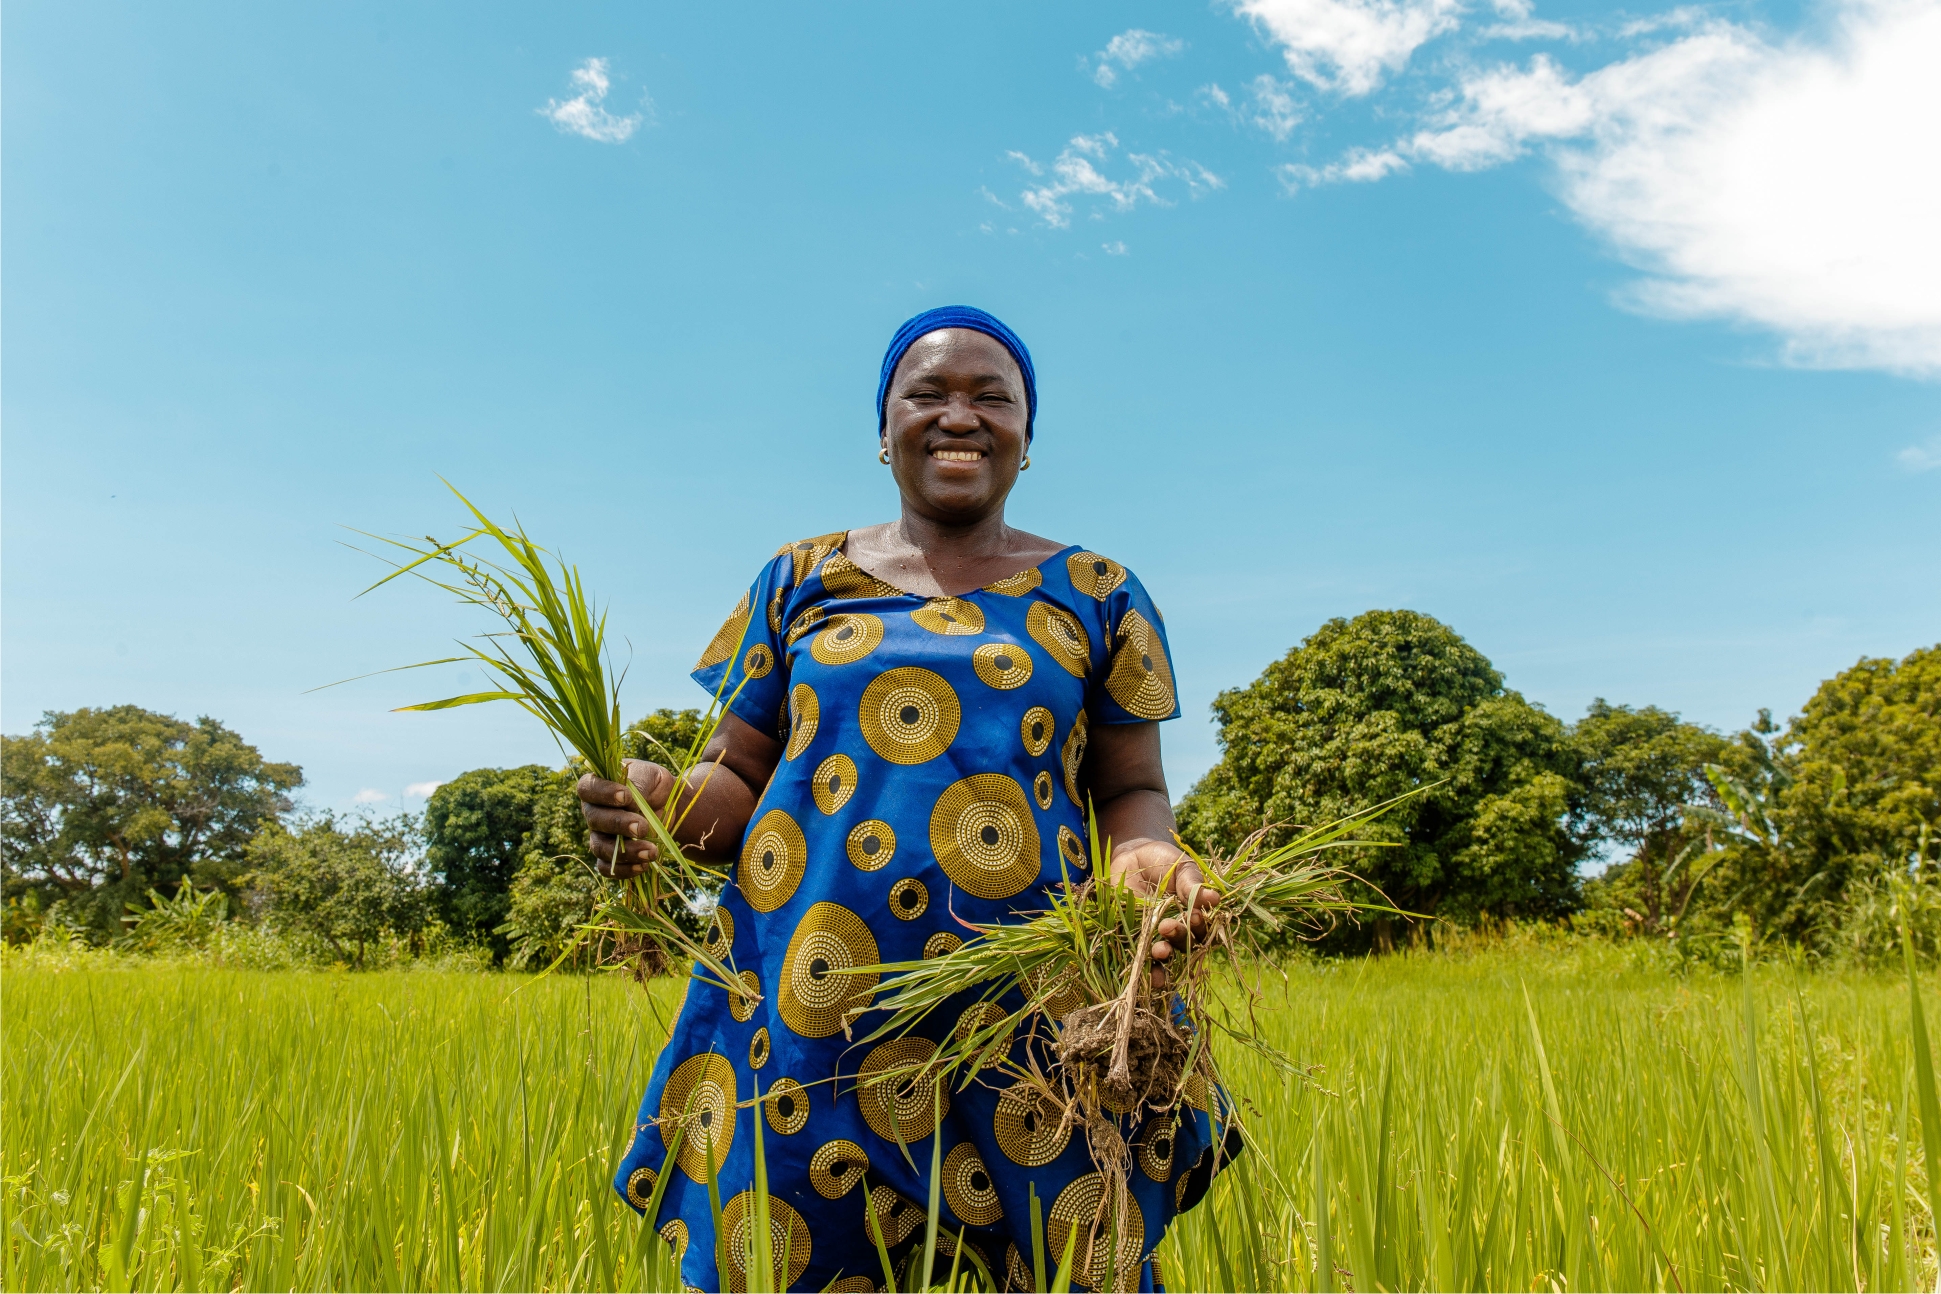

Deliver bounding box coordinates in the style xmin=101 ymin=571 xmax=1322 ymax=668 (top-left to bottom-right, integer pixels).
xmin=333 ymin=483 xmax=748 ymax=993
xmin=849 ymin=791 xmax=1425 ymax=1288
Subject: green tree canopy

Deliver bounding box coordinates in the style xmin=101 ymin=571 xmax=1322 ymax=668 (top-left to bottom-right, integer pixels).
xmin=1780 ymin=645 xmax=1939 ymax=882
xmin=1 ymin=705 xmax=301 ymax=935
xmin=1176 ymin=610 xmax=1583 ymax=939
xmin=422 ymin=765 xmax=557 ymax=953
xmin=1570 ymin=701 xmax=1727 ymax=932
xmin=246 ymin=813 xmax=429 ymax=967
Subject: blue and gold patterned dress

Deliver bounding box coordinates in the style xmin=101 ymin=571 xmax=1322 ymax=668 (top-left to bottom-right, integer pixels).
xmin=613 ymin=534 xmax=1226 ymax=1293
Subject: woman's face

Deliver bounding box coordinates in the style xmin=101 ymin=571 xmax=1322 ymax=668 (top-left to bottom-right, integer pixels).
xmin=881 ymin=328 xmax=1029 ymax=524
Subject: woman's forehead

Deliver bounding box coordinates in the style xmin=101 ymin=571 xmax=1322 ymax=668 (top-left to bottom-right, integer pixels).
xmin=895 ymin=328 xmax=1023 ymax=382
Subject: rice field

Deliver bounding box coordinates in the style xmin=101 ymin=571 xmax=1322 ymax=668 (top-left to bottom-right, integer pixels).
xmin=3 ymin=943 xmax=1935 ymax=1291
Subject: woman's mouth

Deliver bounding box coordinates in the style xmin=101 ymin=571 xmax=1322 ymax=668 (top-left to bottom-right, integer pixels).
xmin=930 ymin=449 xmax=985 ymax=462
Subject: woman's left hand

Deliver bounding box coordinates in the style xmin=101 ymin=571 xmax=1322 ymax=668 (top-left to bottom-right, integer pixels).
xmin=1108 ymin=837 xmax=1221 ymax=982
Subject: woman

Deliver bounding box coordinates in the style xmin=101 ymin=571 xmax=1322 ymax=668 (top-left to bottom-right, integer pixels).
xmin=584 ymin=306 xmax=1222 ymax=1292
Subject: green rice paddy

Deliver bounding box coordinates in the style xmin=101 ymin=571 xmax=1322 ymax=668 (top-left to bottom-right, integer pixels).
xmin=4 ymin=944 xmax=1934 ymax=1290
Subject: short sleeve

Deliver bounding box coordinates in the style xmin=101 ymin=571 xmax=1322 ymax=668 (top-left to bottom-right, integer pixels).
xmin=690 ymin=555 xmax=792 ymax=740
xmin=1084 ymin=565 xmax=1181 ymax=724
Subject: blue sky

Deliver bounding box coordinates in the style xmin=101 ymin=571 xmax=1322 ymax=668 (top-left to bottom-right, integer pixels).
xmin=5 ymin=0 xmax=1937 ymax=817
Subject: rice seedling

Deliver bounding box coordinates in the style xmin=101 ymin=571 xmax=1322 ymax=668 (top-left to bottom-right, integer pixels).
xmin=851 ymin=795 xmax=1420 ymax=1290
xmin=330 ymin=483 xmax=747 ymax=993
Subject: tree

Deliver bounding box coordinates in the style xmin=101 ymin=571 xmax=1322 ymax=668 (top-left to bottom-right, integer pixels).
xmin=1176 ymin=610 xmax=1584 ymax=943
xmin=1779 ymin=645 xmax=1939 ymax=886
xmin=500 ymin=770 xmax=602 ymax=969
xmin=1570 ymin=701 xmax=1728 ymax=933
xmin=423 ymin=765 xmax=557 ymax=955
xmin=1 ymin=706 xmax=301 ymax=936
xmin=247 ymin=813 xmax=430 ymax=967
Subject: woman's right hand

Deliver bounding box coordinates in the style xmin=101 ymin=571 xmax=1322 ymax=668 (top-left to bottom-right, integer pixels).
xmin=580 ymin=759 xmax=676 ymax=879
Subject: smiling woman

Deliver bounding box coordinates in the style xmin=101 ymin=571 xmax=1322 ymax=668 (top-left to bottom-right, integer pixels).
xmin=584 ymin=307 xmax=1224 ymax=1291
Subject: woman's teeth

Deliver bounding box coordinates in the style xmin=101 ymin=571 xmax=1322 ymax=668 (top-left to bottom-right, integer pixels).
xmin=931 ymin=449 xmax=984 ymax=462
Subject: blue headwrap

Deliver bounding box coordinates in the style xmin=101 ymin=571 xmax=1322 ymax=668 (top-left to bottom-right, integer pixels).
xmin=876 ymin=306 xmax=1037 ymax=442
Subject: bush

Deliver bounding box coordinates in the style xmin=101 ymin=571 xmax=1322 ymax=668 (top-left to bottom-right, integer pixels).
xmin=245 ymin=813 xmax=433 ymax=968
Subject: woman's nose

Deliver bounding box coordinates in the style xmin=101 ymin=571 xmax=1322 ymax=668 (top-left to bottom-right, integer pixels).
xmin=937 ymin=397 xmax=981 ymax=430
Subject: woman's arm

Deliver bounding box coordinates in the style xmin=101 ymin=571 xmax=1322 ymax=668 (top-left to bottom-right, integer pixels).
xmin=579 ymin=711 xmax=781 ymax=876
xmin=1085 ymin=720 xmax=1219 ymax=970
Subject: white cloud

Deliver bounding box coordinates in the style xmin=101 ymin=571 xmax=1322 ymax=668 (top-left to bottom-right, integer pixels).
xmin=405 ymin=781 xmax=444 ymax=799
xmin=1103 ymin=241 xmax=1130 ymax=255
xmin=539 ymin=58 xmax=647 ymax=144
xmin=1092 ymin=29 xmax=1187 ymax=87
xmin=1233 ymin=0 xmax=1465 ymax=95
xmin=1279 ymin=147 xmax=1411 ymax=190
xmin=1291 ymin=0 xmax=1941 ymax=375
xmin=1247 ymin=75 xmax=1304 ymax=139
xmin=1012 ymin=134 xmax=1224 ymax=228
xmin=352 ymin=788 xmax=389 ymax=805
xmin=1898 ymin=435 xmax=1941 ymax=471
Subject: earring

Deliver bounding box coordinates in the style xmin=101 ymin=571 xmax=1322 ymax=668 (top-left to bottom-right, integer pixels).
xmin=879 ymin=447 xmax=890 ymax=464
xmin=1020 ymin=454 xmax=1031 ymax=471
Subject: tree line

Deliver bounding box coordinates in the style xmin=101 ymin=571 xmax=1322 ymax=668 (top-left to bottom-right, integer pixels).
xmin=4 ymin=611 xmax=1934 ymax=967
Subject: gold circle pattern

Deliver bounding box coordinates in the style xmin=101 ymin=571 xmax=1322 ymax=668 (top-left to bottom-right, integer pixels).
xmin=846 ymin=819 xmax=895 ymax=871
xmin=625 ymin=1165 xmax=657 ymax=1209
xmin=1021 ymin=706 xmax=1054 ymax=757
xmin=742 ymin=642 xmax=774 ymax=680
xmin=810 ymin=612 xmax=885 ymax=666
xmin=929 ymin=774 xmax=1041 ymax=899
xmin=887 ymin=876 xmax=929 ymax=920
xmin=993 ymin=1082 xmax=1071 ymax=1167
xmin=785 ymin=684 xmax=820 ymax=760
xmin=766 ymin=585 xmax=788 ymax=634
xmin=811 ymin=753 xmax=858 ymax=815
xmin=1005 ymin=1245 xmax=1034 ymax=1293
xmin=1137 ymin=1115 xmax=1179 ymax=1182
xmin=659 ymin=1054 xmax=736 ymax=1182
xmin=659 ymin=1218 xmax=689 ymax=1262
xmin=983 ymin=567 xmax=1044 ymax=596
xmin=749 ymin=1027 xmax=771 ymax=1070
xmin=1061 ymin=711 xmax=1089 ymax=806
xmin=763 ymin=1077 xmax=810 ymax=1135
xmin=911 ymin=597 xmax=985 ymax=635
xmin=819 ymin=553 xmax=903 ymax=599
xmin=728 ymin=969 xmax=760 ymax=1023
xmin=785 ymin=605 xmax=826 ymax=645
xmin=1027 ymin=602 xmax=1091 ymax=677
xmin=858 ymin=668 xmax=960 ymax=765
xmin=972 ymin=641 xmax=1034 ymax=689
xmin=695 ymin=591 xmax=751 ymax=671
xmin=704 ymin=907 xmax=735 ymax=959
xmin=776 ymin=531 xmax=846 ymax=586
xmin=868 ymin=1186 xmax=925 ymax=1247
xmin=1047 ymin=1173 xmax=1145 ymax=1292
xmin=857 ymin=1037 xmax=949 ymax=1143
xmin=942 ymin=1142 xmax=1005 ymax=1225
xmin=1058 ymin=825 xmax=1087 ymax=869
xmin=778 ymin=902 xmax=880 ymax=1038
xmin=739 ymin=809 xmax=807 ymax=912
xmin=809 ymin=1139 xmax=870 ymax=1199
xmin=954 ymin=1001 xmax=1012 ymax=1054
xmin=720 ymin=1190 xmax=812 ymax=1292
xmin=924 ymin=932 xmax=962 ymax=958
xmin=1034 ymin=769 xmax=1055 ymax=810
xmin=1104 ymin=611 xmax=1176 ymax=720
xmin=1066 ymin=551 xmax=1128 ymax=600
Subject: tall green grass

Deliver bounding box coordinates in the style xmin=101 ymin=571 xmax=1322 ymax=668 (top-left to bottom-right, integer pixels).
xmin=4 ymin=945 xmax=1935 ymax=1291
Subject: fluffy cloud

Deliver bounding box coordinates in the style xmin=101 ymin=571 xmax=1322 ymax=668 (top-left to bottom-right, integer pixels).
xmin=1091 ymin=29 xmax=1187 ymax=87
xmin=539 ymin=58 xmax=647 ymax=144
xmin=405 ymin=781 xmax=444 ymax=799
xmin=1898 ymin=436 xmax=1941 ymax=472
xmin=351 ymin=788 xmax=389 ymax=805
xmin=1293 ymin=0 xmax=1941 ymax=375
xmin=1012 ymin=133 xmax=1223 ymax=228
xmin=1233 ymin=0 xmax=1464 ymax=94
